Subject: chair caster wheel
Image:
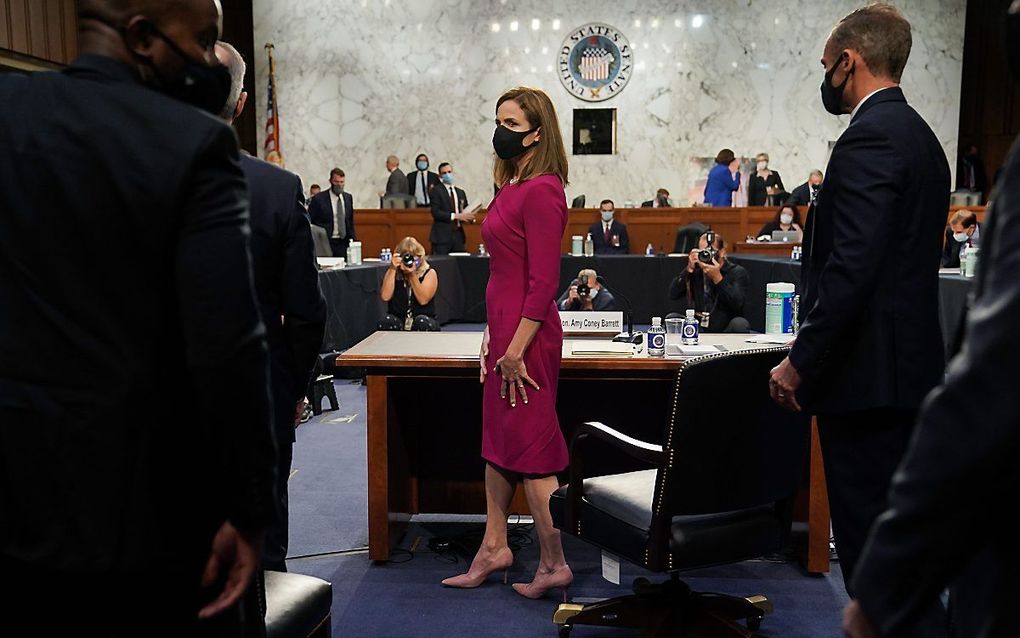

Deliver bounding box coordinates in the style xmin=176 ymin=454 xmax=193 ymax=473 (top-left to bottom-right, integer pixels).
xmin=559 ymin=625 xmax=572 ymax=638
xmin=747 ymin=616 xmax=762 ymax=631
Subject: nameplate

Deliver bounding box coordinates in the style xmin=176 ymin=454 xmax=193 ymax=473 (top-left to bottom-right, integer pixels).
xmin=560 ymin=311 xmax=624 ymax=335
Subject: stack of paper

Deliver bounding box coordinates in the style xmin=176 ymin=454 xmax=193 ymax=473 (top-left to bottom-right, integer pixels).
xmin=570 ymin=342 xmax=635 ymax=356
xmin=665 ymin=343 xmax=721 ymax=356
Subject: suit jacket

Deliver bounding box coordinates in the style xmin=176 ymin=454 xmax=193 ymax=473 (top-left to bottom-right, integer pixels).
xmin=667 ymin=260 xmax=749 ymax=332
xmin=790 ymin=87 xmax=950 ymax=413
xmin=0 ymin=55 xmax=275 ymax=574
xmin=787 ymin=181 xmax=820 ymax=207
xmin=588 ymin=220 xmax=630 ymax=254
xmin=940 ymin=223 xmax=980 ymax=268
xmin=308 ymin=190 xmax=355 ymax=241
xmin=430 ymin=184 xmax=469 ymax=245
xmin=852 ymin=138 xmax=1020 ymax=638
xmin=241 ymin=154 xmax=326 ymax=443
xmin=407 ymin=169 xmax=441 ymax=205
xmin=385 ymin=167 xmax=408 ymax=195
xmin=557 ymin=284 xmax=618 ymax=311
xmin=747 ymin=170 xmax=785 ymax=206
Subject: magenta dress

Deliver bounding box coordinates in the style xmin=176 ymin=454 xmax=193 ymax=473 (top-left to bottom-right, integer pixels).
xmin=480 ymin=174 xmax=568 ymax=475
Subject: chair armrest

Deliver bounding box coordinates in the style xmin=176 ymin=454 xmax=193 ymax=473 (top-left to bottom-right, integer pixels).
xmin=562 ymin=422 xmax=665 ymax=532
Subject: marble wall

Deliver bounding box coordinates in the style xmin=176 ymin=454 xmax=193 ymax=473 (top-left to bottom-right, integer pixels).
xmin=252 ymin=0 xmax=966 ymax=212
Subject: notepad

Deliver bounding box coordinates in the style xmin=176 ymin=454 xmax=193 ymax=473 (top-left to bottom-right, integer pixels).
xmin=570 ymin=342 xmax=635 ymax=356
xmin=745 ymin=335 xmax=792 ymax=345
xmin=665 ymin=343 xmax=721 ymax=356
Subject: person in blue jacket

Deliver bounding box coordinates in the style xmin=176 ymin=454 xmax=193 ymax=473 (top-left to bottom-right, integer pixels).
xmin=704 ymin=148 xmax=741 ymax=207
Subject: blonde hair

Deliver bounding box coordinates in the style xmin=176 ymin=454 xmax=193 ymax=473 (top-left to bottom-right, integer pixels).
xmin=493 ymin=86 xmax=569 ymax=188
xmin=395 ymin=236 xmax=429 ymax=275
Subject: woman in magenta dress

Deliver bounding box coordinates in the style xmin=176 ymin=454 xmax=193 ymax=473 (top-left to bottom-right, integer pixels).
xmin=441 ymin=87 xmax=572 ymax=600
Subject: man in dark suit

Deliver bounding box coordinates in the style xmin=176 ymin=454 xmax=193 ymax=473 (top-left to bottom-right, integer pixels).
xmin=407 ymin=152 xmax=442 ymax=206
xmin=768 ymin=5 xmax=952 ymax=612
xmin=430 ymin=162 xmax=474 ymax=255
xmin=786 ymin=169 xmax=824 ymax=207
xmin=0 ymin=0 xmax=274 ymax=632
xmin=666 ymin=232 xmax=750 ymax=332
xmin=557 ymin=269 xmax=618 ymax=311
xmin=844 ymin=9 xmax=1020 ymax=636
xmin=308 ymin=167 xmax=355 ymax=257
xmin=384 ymin=154 xmax=408 ymax=197
xmin=588 ymin=199 xmax=630 ymax=254
xmin=940 ymin=209 xmax=981 ymax=268
xmin=217 ymin=41 xmax=326 ymax=573
xmin=641 ymin=188 xmax=674 ymax=208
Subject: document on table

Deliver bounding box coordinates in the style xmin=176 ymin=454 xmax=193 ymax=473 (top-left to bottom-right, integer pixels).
xmin=745 ymin=334 xmax=793 ymax=345
xmin=570 ymin=342 xmax=635 ymax=356
xmin=664 ymin=343 xmax=725 ymax=356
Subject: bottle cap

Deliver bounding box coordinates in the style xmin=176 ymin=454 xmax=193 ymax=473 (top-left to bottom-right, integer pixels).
xmin=652 ymin=317 xmax=661 ymax=326
xmin=686 ymin=309 xmax=695 ymax=318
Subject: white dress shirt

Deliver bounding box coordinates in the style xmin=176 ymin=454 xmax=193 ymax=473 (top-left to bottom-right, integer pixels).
xmin=329 ymin=189 xmax=346 ymax=239
xmin=850 ymin=86 xmax=894 ymax=122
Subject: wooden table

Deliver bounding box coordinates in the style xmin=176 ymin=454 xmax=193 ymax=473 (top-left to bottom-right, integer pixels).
xmin=337 ymin=332 xmax=830 ymax=573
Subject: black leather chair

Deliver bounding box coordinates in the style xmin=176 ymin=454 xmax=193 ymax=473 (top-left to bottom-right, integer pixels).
xmin=550 ymin=347 xmax=810 ymax=637
xmin=673 ymin=222 xmax=708 ymax=254
xmin=264 ymin=571 xmax=333 ymax=638
xmin=571 ymin=194 xmax=586 ymax=208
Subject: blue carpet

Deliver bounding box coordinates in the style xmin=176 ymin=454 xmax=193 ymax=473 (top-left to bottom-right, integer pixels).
xmin=285 ymin=376 xmax=849 ymax=636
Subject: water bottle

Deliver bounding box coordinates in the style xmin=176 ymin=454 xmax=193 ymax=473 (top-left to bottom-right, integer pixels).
xmin=647 ymin=317 xmax=666 ymax=357
xmin=792 ymin=294 xmax=800 ymax=334
xmin=478 ymin=243 xmax=487 ymax=257
xmin=681 ymin=309 xmax=700 ymax=345
xmin=583 ymin=232 xmax=594 ymax=257
xmin=645 ymin=242 xmax=655 ymax=256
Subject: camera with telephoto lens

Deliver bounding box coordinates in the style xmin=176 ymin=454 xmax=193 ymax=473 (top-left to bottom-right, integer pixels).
xmin=575 ymin=280 xmax=590 ymax=298
xmin=401 ymin=252 xmax=420 ymax=269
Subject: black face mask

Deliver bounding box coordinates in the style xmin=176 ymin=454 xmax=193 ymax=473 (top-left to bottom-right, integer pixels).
xmin=820 ymin=55 xmax=853 ymax=116
xmin=1006 ymin=10 xmax=1020 ymax=80
xmin=493 ymin=125 xmax=539 ymax=160
xmin=148 ymin=27 xmax=231 ymax=116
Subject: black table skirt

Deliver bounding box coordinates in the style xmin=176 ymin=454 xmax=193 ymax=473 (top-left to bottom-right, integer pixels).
xmin=319 ymin=255 xmax=971 ymax=357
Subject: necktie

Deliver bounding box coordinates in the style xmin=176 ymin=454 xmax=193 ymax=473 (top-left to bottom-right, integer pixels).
xmin=420 ymin=172 xmax=429 ymax=205
xmin=604 ymin=223 xmax=610 ymax=244
xmin=334 ymin=194 xmax=346 ymax=239
xmin=450 ymin=187 xmax=460 ymax=227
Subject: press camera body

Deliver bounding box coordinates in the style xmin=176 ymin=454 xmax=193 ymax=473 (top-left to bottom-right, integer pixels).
xmin=401 ymin=252 xmax=422 ymax=269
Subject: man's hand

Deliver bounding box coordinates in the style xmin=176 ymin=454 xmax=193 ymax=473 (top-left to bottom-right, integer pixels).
xmin=567 ymin=286 xmax=580 ymax=303
xmin=843 ymin=600 xmax=881 ymax=638
xmin=769 ymin=356 xmax=802 ymax=412
xmin=700 ymin=257 xmax=724 ymax=284
xmin=458 ymin=210 xmax=477 ymax=223
xmin=687 ymin=250 xmax=700 ymax=273
xmin=198 ymin=521 xmax=263 ymax=620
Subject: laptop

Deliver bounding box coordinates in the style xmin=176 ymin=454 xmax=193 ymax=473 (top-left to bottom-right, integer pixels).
xmin=771 ymin=230 xmax=799 ymax=242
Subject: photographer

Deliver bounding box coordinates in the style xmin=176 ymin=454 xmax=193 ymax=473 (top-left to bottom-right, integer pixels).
xmin=378 ymin=237 xmax=440 ymax=331
xmin=667 ymin=232 xmax=750 ymax=332
xmin=557 ymin=268 xmax=618 ymax=311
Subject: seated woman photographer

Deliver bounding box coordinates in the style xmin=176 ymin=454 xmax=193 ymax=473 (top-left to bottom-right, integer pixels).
xmin=378 ymin=236 xmax=440 ymax=331
xmin=756 ymin=203 xmax=804 ymax=242
xmin=666 ymin=231 xmax=750 ymax=332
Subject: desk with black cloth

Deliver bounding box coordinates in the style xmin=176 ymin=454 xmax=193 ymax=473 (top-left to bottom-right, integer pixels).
xmin=318 ymin=255 xmax=972 ymax=356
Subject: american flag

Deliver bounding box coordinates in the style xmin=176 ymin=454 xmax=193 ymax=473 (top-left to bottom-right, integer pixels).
xmin=264 ymin=44 xmax=284 ymax=167
xmin=579 ymin=46 xmax=614 ymax=82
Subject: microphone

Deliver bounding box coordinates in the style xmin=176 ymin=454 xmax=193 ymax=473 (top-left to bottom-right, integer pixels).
xmin=596 ymin=275 xmax=643 ymax=345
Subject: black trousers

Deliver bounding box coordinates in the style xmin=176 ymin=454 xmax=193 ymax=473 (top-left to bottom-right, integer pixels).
xmin=329 ymin=237 xmax=349 ymax=258
xmin=377 ymin=313 xmax=440 ymax=332
xmin=262 ymin=434 xmax=293 ymax=572
xmin=817 ymin=408 xmax=917 ymax=593
xmin=431 ymin=227 xmax=465 ymax=255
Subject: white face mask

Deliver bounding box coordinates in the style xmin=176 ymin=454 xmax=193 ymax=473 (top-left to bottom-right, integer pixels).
xmin=756 ymin=161 xmax=768 ymax=171
xmin=780 ymin=213 xmax=794 ymax=225
xmin=953 ymin=231 xmax=970 ymax=243
xmin=601 ymin=210 xmax=614 ymax=222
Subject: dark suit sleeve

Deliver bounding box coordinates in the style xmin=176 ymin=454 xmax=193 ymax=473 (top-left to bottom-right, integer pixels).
xmin=715 ymin=264 xmax=748 ymax=316
xmin=940 ymin=227 xmax=958 ymax=268
xmin=852 ymin=190 xmax=1020 ymax=635
xmin=773 ymin=171 xmax=785 ymax=192
xmin=431 ymin=188 xmax=451 ymax=222
xmin=789 ymin=123 xmax=902 ymax=379
xmin=307 ymin=195 xmax=326 ymax=229
xmin=556 ymin=287 xmax=572 ymax=310
xmin=407 ymin=172 xmax=416 ymax=195
xmin=281 ymin=175 xmax=327 ymax=402
xmin=619 ymin=225 xmax=629 ymax=253
xmin=346 ymin=193 xmax=355 ymax=240
xmin=175 ymin=125 xmax=275 ymax=532
xmin=668 ymin=271 xmax=690 ymax=301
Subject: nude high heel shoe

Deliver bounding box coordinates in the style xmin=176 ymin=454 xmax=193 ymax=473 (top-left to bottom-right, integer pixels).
xmin=441 ymin=546 xmax=514 ymax=588
xmin=511 ymin=564 xmax=573 ymax=601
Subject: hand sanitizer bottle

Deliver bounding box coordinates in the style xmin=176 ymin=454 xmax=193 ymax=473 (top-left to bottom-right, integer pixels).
xmin=645 ymin=242 xmax=655 ymax=256
xmin=583 ymin=232 xmax=594 ymax=257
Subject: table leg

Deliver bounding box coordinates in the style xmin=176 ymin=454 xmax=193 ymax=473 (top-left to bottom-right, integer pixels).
xmin=367 ymin=375 xmax=392 ymax=561
xmin=806 ymin=417 xmax=831 ymax=574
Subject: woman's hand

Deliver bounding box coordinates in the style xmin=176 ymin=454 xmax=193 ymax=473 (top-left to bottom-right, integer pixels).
xmin=479 ymin=327 xmax=490 ymax=384
xmin=390 ymin=253 xmax=402 ymax=269
xmin=495 ymin=350 xmax=540 ymax=408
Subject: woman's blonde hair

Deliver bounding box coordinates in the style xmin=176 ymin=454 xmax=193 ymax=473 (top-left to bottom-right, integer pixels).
xmin=493 ymin=86 xmax=569 ymax=188
xmin=394 ymin=236 xmax=429 ymax=275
